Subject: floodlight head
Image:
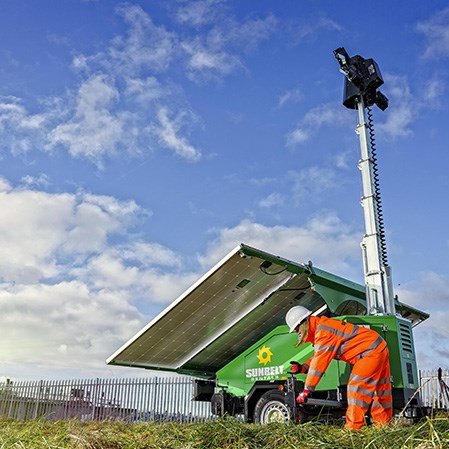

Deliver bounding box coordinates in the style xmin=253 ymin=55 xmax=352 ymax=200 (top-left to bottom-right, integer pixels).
xmin=333 ymin=47 xmax=350 ymax=73
xmin=375 ymin=91 xmax=389 ymax=111
xmin=334 ymin=47 xmax=388 ymax=111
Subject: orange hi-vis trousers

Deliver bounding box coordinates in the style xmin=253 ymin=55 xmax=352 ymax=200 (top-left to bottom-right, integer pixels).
xmin=345 ymin=345 xmax=393 ymax=430
xmin=302 ymin=316 xmax=393 ymax=430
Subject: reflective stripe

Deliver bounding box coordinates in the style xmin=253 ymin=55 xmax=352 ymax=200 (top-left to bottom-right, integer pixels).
xmin=349 ymin=373 xmax=379 ymax=386
xmin=372 ymin=402 xmax=393 ymax=409
xmin=316 ymin=323 xmax=358 ymax=340
xmin=347 ymin=397 xmax=370 ymax=408
xmin=378 ymin=377 xmax=392 ymax=385
xmin=349 ymin=372 xmax=390 ymax=388
xmin=308 ymin=368 xmax=325 ymax=378
xmin=355 ymin=335 xmax=384 ymax=360
xmin=338 ymin=327 xmax=368 ymax=357
xmin=305 ymin=384 xmax=316 ymax=392
xmin=375 ymin=390 xmax=392 ymax=398
xmin=315 ymin=344 xmax=338 ymax=355
xmin=338 ymin=340 xmax=350 ymax=357
xmin=347 ymin=385 xmax=374 ymax=397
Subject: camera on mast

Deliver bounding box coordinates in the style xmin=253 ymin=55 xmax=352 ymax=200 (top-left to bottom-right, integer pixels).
xmin=333 ymin=47 xmax=388 ymax=111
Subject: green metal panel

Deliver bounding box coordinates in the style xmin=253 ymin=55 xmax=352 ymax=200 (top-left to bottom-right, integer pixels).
xmin=216 ymin=324 xmax=351 ymax=397
xmin=339 ymin=315 xmax=419 ymax=390
xmin=216 ymin=315 xmax=418 ymax=398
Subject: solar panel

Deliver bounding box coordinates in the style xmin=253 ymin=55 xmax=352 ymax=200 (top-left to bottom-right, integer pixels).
xmin=107 ymin=245 xmax=303 ymax=374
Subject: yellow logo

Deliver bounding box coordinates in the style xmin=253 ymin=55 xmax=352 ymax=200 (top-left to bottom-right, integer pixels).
xmin=256 ymin=345 xmax=273 ymax=366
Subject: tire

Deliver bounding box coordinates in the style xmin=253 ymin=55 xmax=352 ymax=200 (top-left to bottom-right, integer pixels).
xmin=253 ymin=389 xmax=291 ymax=424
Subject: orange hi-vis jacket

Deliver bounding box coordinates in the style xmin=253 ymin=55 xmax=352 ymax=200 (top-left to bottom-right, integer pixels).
xmin=302 ymin=316 xmax=387 ymax=392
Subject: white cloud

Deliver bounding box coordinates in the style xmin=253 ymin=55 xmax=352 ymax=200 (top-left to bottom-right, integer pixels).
xmin=0 ymin=99 xmax=45 ymax=130
xmin=249 ymin=177 xmax=277 ymax=187
xmin=286 ymin=103 xmax=350 ymax=147
xmin=334 ymin=150 xmax=352 ymax=170
xmin=253 ymin=158 xmax=349 ymax=208
xmin=46 ymin=6 xmax=201 ymax=166
xmin=20 ymin=174 xmax=51 ymax=189
xmin=258 ymin=192 xmax=284 ymax=209
xmin=70 ymin=243 xmax=194 ymax=303
xmin=0 ymin=281 xmax=146 ymax=373
xmin=153 ymin=107 xmax=202 ymax=161
xmin=0 ymin=4 xmax=275 ymax=166
xmin=200 ymin=214 xmax=361 ymax=279
xmin=77 ymin=4 xmax=175 ymax=75
xmin=422 ymin=77 xmax=446 ymax=103
xmin=376 ymin=75 xmax=415 ymax=139
xmin=396 ymin=271 xmax=449 ymax=369
xmin=277 ymin=88 xmax=303 ymax=109
xmin=181 ymin=39 xmax=242 ymax=80
xmin=286 ymin=74 xmax=437 ymax=148
xmin=231 ymin=15 xmax=278 ymax=51
xmin=286 ymin=128 xmax=310 ymax=147
xmin=175 ymin=0 xmax=225 ymax=27
xmin=0 ymin=180 xmax=205 ymax=377
xmin=291 ymin=17 xmax=343 ymax=42
xmin=181 ymin=14 xmax=276 ymax=81
xmin=63 ymin=193 xmax=141 ymax=255
xmin=0 ymin=177 xmax=11 ymax=192
xmin=373 ymin=74 xmax=447 ymax=139
xmin=289 ymin=166 xmax=343 ymax=201
xmin=0 ymin=189 xmax=74 ymax=282
xmin=0 ymin=97 xmax=49 ymax=155
xmin=121 ymin=241 xmax=183 ymax=268
xmin=73 ymin=3 xmax=275 ymax=83
xmin=417 ymin=7 xmax=449 ymax=59
xmin=125 ymin=76 xmax=167 ymax=104
xmin=47 ymin=75 xmax=126 ymax=166
xmin=0 ymin=185 xmax=141 ymax=283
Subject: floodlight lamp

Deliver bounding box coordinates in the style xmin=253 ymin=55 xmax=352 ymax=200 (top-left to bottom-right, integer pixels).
xmin=333 ymin=47 xmax=350 ymax=71
xmin=333 ymin=47 xmax=388 ymax=111
xmin=375 ymin=91 xmax=389 ymax=111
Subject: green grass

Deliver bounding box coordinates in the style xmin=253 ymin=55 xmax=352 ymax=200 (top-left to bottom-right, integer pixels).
xmin=0 ymin=416 xmax=448 ymax=449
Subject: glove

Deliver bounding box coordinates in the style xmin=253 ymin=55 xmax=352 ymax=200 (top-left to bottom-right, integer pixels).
xmin=290 ymin=361 xmax=304 ymax=374
xmin=296 ymin=389 xmax=311 ymax=404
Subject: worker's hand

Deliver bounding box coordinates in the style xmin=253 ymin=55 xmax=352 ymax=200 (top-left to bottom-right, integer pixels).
xmin=296 ymin=389 xmax=311 ymax=404
xmin=290 ymin=361 xmax=304 ymax=374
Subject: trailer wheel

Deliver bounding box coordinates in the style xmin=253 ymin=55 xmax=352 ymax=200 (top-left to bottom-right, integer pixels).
xmin=254 ymin=389 xmax=291 ymax=424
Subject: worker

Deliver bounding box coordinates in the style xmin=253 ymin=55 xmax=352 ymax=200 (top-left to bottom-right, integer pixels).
xmin=285 ymin=305 xmax=393 ymax=430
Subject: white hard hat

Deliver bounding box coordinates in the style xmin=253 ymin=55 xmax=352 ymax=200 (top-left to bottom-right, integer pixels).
xmin=285 ymin=306 xmax=312 ymax=333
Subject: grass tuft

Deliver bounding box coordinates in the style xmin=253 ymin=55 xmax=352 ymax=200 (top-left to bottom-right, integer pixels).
xmin=0 ymin=415 xmax=448 ymax=449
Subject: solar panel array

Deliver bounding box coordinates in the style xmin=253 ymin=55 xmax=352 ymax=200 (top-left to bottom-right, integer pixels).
xmin=108 ymin=246 xmax=324 ymax=374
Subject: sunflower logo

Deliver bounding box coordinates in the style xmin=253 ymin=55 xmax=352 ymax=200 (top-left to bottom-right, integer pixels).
xmin=256 ymin=345 xmax=273 ymax=366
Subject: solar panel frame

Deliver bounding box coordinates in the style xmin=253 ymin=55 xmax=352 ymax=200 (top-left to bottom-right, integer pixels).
xmin=107 ymin=244 xmax=300 ymax=373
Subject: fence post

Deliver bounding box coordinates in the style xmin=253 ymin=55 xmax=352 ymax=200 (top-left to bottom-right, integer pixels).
xmin=91 ymin=378 xmax=99 ymax=421
xmin=7 ymin=380 xmax=16 ymax=418
xmin=34 ymin=380 xmax=43 ymax=419
xmin=152 ymin=377 xmax=158 ymax=420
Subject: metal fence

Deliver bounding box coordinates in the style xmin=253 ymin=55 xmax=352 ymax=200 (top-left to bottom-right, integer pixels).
xmin=419 ymin=368 xmax=449 ymax=410
xmin=0 ymin=376 xmax=212 ymax=422
xmin=0 ymin=370 xmax=448 ymax=422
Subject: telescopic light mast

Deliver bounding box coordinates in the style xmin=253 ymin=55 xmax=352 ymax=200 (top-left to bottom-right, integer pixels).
xmin=334 ymin=47 xmax=395 ymax=316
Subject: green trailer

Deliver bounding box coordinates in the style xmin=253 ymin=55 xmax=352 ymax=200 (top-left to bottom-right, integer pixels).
xmin=107 ymin=243 xmax=428 ymax=423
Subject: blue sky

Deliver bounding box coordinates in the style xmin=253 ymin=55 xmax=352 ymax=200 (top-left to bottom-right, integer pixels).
xmin=1 ymin=0 xmax=449 ymax=381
